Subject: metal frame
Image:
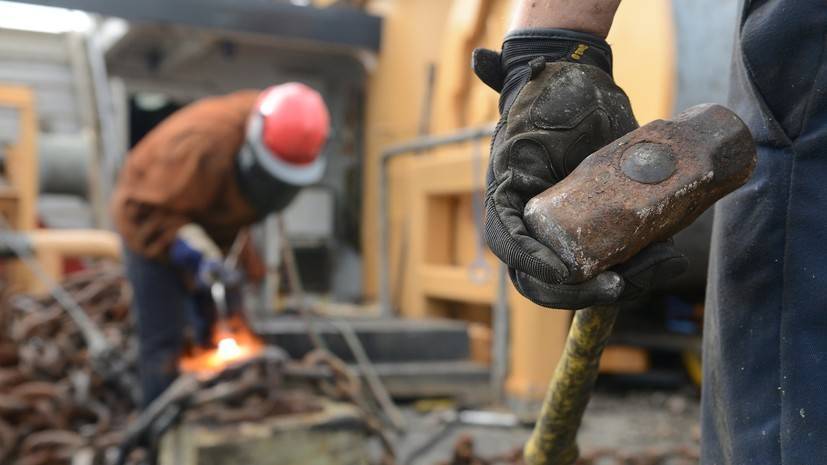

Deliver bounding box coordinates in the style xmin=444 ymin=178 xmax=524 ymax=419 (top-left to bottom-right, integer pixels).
xmin=377 ymin=125 xmax=494 ymax=317
xmin=8 ymin=0 xmax=382 ymax=52
xmin=376 ymin=125 xmax=509 ymax=401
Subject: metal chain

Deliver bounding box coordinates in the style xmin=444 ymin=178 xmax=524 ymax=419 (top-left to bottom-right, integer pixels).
xmin=0 ymin=264 xmax=398 ymax=465
xmin=0 ymin=216 xmax=110 ymax=359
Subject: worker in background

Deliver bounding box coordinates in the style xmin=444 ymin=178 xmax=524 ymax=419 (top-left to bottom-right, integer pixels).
xmin=476 ymin=0 xmax=826 ymax=463
xmin=111 ymin=83 xmax=330 ymax=406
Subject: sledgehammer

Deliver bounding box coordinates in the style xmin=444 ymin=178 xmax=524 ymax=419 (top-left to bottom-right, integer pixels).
xmin=520 ymin=104 xmax=756 ymax=465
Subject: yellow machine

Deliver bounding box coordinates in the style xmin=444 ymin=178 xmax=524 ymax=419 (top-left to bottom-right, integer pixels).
xmin=362 ymin=0 xmax=678 ymax=403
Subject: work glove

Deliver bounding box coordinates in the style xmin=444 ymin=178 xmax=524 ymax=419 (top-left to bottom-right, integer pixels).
xmin=473 ymin=28 xmax=687 ymax=310
xmin=196 ymin=258 xmax=234 ymax=289
xmin=169 ymin=238 xmax=239 ymax=290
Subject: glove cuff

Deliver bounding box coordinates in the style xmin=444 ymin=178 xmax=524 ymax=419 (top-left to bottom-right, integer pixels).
xmin=473 ymin=28 xmax=613 ymax=114
xmin=502 ymin=28 xmax=613 ymax=114
xmin=169 ymin=237 xmax=203 ymax=273
xmin=502 ymin=28 xmax=612 ymax=75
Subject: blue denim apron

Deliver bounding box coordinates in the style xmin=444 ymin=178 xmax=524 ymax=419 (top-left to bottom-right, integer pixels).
xmin=702 ymin=0 xmax=827 ymax=463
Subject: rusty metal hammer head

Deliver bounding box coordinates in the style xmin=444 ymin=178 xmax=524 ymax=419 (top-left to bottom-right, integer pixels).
xmin=524 ymin=103 xmax=757 ymax=283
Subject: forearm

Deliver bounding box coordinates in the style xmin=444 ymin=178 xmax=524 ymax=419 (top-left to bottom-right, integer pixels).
xmin=510 ymin=0 xmax=621 ymax=38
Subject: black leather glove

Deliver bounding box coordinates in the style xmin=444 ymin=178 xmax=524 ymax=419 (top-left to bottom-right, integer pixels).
xmin=474 ymin=28 xmax=687 ymax=310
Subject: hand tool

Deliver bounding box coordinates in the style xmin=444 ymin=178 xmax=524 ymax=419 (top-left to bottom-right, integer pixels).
xmin=520 ymin=104 xmax=756 ymax=465
xmin=210 ymin=280 xmax=230 ymax=322
xmin=202 ymin=231 xmax=248 ymax=340
xmin=524 ymin=103 xmax=756 ymax=283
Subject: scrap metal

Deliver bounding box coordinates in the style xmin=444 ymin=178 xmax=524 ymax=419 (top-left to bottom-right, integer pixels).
xmin=0 ymin=264 xmax=396 ymax=465
xmin=0 ymin=216 xmax=136 ymax=404
xmin=0 ymin=265 xmax=136 ymax=465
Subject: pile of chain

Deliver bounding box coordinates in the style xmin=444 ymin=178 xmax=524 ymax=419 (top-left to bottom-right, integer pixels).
xmin=0 ymin=264 xmax=135 ymax=465
xmin=434 ymin=436 xmax=698 ymax=465
xmin=113 ymin=347 xmax=328 ymax=465
xmin=0 ymin=264 xmax=377 ymax=465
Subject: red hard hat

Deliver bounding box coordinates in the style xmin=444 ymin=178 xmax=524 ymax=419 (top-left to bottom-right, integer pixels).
xmin=251 ymin=83 xmax=330 ymax=165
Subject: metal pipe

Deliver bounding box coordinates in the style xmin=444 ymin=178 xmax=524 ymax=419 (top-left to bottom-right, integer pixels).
xmin=86 ymin=31 xmax=120 ymax=230
xmin=37 ymin=127 xmax=93 ymax=198
xmin=377 ymin=125 xmax=495 ymax=316
xmin=328 ymin=317 xmax=406 ymax=431
xmin=491 ymin=263 xmax=509 ymax=402
xmin=260 ymin=214 xmax=281 ymax=315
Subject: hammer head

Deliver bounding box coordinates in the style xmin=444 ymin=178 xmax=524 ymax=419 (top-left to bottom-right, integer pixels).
xmin=524 ymin=103 xmax=757 ymax=283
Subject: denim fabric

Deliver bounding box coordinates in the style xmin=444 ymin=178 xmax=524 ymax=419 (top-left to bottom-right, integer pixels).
xmin=124 ymin=248 xmax=189 ymax=407
xmin=702 ymin=0 xmax=827 ymax=463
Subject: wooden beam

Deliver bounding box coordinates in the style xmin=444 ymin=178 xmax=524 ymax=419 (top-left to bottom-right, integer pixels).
xmin=414 ymin=143 xmax=490 ymax=194
xmin=26 ymin=229 xmax=122 ymax=293
xmin=0 ymin=85 xmax=37 ymax=231
xmin=420 ymin=264 xmax=496 ymax=304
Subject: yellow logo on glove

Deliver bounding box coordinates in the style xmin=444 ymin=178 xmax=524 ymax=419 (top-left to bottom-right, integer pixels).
xmin=571 ymin=44 xmax=589 ymax=60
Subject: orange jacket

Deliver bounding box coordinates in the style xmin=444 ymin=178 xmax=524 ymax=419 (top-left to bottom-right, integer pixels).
xmin=111 ymin=91 xmax=261 ymax=261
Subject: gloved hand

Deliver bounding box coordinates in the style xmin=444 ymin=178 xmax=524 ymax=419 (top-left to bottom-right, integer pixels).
xmin=196 ymin=258 xmax=229 ymax=289
xmin=473 ymin=28 xmax=687 ymax=310
xmin=169 ymin=238 xmax=239 ymax=290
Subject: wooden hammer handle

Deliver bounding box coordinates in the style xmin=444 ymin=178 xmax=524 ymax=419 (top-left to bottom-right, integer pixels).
xmin=523 ymin=304 xmax=620 ymax=465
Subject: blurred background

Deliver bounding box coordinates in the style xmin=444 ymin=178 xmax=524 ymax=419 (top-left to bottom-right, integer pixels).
xmin=0 ymin=1 xmax=738 ymax=464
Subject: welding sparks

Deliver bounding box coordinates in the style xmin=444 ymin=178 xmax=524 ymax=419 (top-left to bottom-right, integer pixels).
xmin=179 ymin=315 xmax=264 ymax=375
xmin=217 ymin=337 xmax=242 ymax=360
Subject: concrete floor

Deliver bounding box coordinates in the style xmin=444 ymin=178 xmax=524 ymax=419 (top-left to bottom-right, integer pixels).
xmin=399 ymin=390 xmax=700 ymax=465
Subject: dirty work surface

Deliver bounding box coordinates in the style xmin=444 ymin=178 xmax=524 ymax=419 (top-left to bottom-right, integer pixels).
xmin=0 ymin=265 xmax=391 ymax=465
xmin=401 ymin=390 xmax=700 ymax=465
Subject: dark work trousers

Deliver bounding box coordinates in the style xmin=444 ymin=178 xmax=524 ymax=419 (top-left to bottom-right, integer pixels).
xmin=124 ymin=248 xmax=208 ymax=408
xmin=702 ymin=0 xmax=827 ymax=463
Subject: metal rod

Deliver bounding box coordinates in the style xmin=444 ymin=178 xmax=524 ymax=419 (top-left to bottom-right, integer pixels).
xmin=115 ymin=374 xmax=201 ymax=465
xmin=377 ymin=125 xmax=495 ymax=316
xmin=491 ymin=263 xmax=509 ymax=403
xmin=417 ymin=63 xmax=436 ymax=137
xmin=86 ymin=31 xmax=119 ymax=230
xmin=277 ymin=219 xmax=404 ymax=432
xmin=0 ymin=217 xmax=110 ymax=359
xmin=328 ymin=318 xmax=406 ymax=431
xmin=277 ymin=216 xmax=327 ymax=352
xmin=223 ymin=229 xmax=248 ymax=271
xmin=523 ymin=304 xmax=620 ymax=465
xmin=260 ymin=214 xmax=281 ymax=316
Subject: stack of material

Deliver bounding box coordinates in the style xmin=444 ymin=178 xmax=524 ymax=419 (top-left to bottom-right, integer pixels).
xmin=0 ymin=264 xmax=365 ymax=465
xmin=0 ymin=265 xmax=136 ymax=465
